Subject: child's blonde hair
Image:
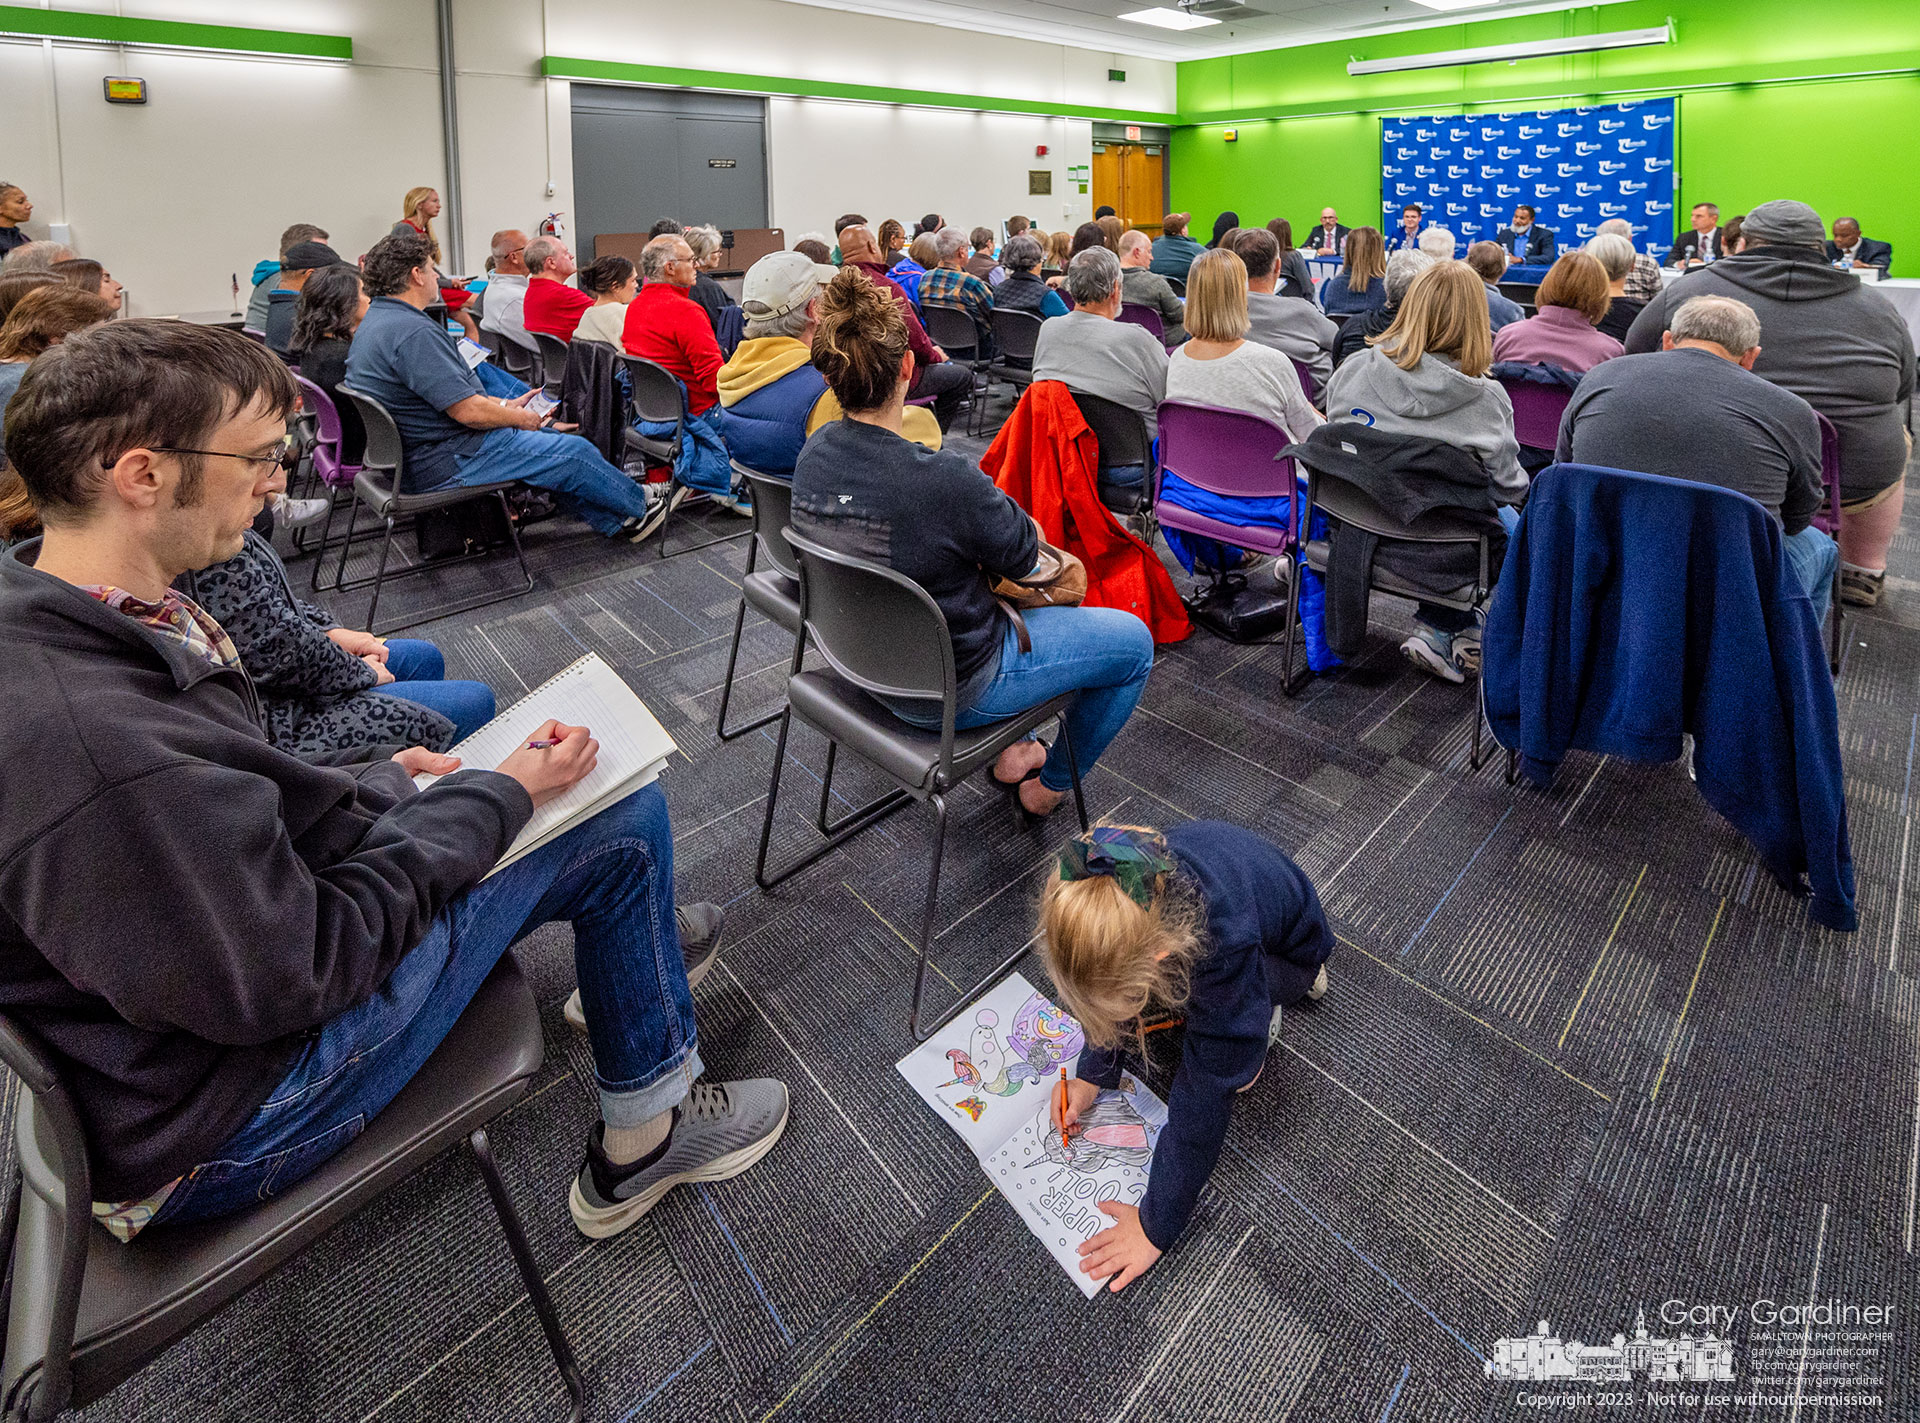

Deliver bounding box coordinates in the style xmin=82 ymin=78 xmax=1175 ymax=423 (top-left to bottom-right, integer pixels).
xmin=1038 ymin=825 xmax=1204 ymax=1054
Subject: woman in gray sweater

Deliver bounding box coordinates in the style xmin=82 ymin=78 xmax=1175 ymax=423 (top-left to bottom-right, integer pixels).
xmin=1323 ymin=261 xmax=1524 ymax=683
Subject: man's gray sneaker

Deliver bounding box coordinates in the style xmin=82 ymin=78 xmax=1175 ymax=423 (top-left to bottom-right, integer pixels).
xmin=564 ymin=902 xmax=722 ymax=1036
xmin=569 ymin=1079 xmax=788 ymax=1239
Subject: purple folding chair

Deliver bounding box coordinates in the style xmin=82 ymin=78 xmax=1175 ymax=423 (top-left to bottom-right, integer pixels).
xmin=1153 ymin=400 xmax=1302 ymax=565
xmin=1289 ymin=356 xmax=1320 ymax=408
xmin=1496 ymin=375 xmax=1574 ymax=451
xmin=1813 ymin=412 xmax=1845 ymax=674
xmin=1118 ymin=302 xmax=1165 ymax=343
xmin=291 ymin=373 xmax=363 ymax=580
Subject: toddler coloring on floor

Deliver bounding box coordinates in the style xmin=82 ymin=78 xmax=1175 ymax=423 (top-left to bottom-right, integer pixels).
xmin=1041 ymin=821 xmax=1333 ymax=1291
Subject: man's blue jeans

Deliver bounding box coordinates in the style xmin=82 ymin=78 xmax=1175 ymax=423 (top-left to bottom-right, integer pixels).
xmin=884 ymin=606 xmax=1155 ymax=794
xmin=373 ymin=638 xmax=498 ymax=743
xmin=1784 ymin=525 xmax=1839 ymax=629
xmin=150 ymin=785 xmax=701 ymax=1227
xmin=448 ymin=427 xmax=653 ymax=536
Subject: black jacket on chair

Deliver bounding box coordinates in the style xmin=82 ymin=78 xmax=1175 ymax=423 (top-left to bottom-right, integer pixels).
xmin=1284 ymin=423 xmax=1506 ymax=658
xmin=1494 ymin=225 xmax=1557 ymax=264
xmin=1824 ymin=237 xmax=1893 ymax=271
xmin=558 ymin=338 xmax=628 ymax=465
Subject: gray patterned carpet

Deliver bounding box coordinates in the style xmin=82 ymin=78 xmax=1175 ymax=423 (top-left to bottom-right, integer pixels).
xmin=60 ymin=399 xmax=1920 ymax=1422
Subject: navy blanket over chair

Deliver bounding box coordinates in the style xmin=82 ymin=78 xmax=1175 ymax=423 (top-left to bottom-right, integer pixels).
xmin=1483 ymin=463 xmax=1856 ymax=932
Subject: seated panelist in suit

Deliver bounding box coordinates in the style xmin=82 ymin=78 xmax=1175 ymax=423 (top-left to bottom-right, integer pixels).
xmin=1494 ymin=204 xmax=1557 ymax=267
xmin=1825 ymin=217 xmax=1892 ymax=273
xmin=1668 ymin=202 xmax=1723 ymax=266
xmin=1309 ymin=208 xmax=1351 ymax=257
xmin=1385 ymin=204 xmax=1425 ymax=253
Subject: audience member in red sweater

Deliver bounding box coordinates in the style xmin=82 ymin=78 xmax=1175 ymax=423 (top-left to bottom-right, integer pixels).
xmin=622 ymin=234 xmax=723 ymax=414
xmin=621 ymin=233 xmax=737 ymax=503
xmin=522 ymin=236 xmax=593 ymax=342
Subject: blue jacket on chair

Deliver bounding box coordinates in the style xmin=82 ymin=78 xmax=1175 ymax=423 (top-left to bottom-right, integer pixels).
xmin=1483 ymin=463 xmax=1856 ymax=931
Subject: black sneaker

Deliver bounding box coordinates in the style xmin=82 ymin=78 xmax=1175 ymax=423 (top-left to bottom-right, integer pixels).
xmin=569 ymin=1079 xmax=788 ymax=1239
xmin=564 ymin=903 xmax=722 ymax=1036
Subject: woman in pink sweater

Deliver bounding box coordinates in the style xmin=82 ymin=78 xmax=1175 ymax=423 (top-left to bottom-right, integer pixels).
xmin=1491 ymin=252 xmax=1624 ymax=374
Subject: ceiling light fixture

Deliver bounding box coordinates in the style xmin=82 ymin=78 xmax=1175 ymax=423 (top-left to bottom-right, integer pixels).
xmin=1118 ymin=8 xmax=1222 ymax=30
xmin=1407 ymin=0 xmax=1500 ymax=12
xmin=1348 ymin=25 xmax=1671 ymax=76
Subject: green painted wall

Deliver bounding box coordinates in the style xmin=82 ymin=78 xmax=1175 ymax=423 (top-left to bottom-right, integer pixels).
xmin=1171 ymin=0 xmax=1920 ymax=265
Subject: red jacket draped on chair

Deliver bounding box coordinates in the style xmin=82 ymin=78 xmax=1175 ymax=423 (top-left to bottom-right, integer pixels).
xmin=982 ymin=381 xmax=1191 ymax=644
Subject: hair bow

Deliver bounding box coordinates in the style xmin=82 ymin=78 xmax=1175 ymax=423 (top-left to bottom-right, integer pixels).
xmin=1058 ymin=827 xmax=1175 ymax=908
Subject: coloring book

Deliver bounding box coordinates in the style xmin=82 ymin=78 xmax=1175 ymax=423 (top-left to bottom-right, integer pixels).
xmin=896 ymin=973 xmax=1167 ymax=1297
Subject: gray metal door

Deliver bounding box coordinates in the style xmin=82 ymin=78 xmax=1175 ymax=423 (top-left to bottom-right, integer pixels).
xmin=569 ymin=86 xmax=767 ymax=260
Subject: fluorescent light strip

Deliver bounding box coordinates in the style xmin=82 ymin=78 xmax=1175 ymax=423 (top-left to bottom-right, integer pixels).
xmin=1348 ymin=25 xmax=1670 ymax=75
xmin=1118 ymin=8 xmax=1221 ymax=30
xmin=1409 ymin=0 xmax=1500 ymax=10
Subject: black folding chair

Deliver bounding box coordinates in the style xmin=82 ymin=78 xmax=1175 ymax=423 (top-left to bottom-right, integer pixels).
xmin=919 ymin=304 xmax=992 ymax=437
xmin=497 ymin=333 xmax=541 ymax=387
xmin=620 ymin=355 xmax=747 ymax=560
xmin=1067 ymin=388 xmax=1159 ymax=527
xmin=0 ymin=960 xmax=584 ymax=1422
xmin=326 ymin=386 xmax=535 ymax=635
xmin=755 ymin=531 xmax=1090 ymax=1040
xmin=715 ymin=465 xmax=805 ymax=742
xmin=532 ymin=332 xmax=570 ymax=401
xmin=1279 ymin=443 xmax=1497 ymax=768
xmin=985 ymin=309 xmax=1043 ymax=414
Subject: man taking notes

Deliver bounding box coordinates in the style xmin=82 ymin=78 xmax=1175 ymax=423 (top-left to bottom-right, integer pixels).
xmin=0 ymin=321 xmax=787 ymax=1242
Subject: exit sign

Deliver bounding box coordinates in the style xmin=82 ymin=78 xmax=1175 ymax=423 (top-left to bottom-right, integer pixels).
xmin=1108 ymin=68 xmax=1125 ymax=81
xmin=1125 ymin=125 xmax=1141 ymax=141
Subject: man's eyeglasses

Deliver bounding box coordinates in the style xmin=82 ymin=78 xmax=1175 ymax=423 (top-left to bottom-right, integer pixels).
xmin=124 ymin=439 xmax=303 ymax=475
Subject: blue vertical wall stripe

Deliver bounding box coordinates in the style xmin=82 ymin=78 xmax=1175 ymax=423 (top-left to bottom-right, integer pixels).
xmin=1381 ymin=99 xmax=1677 ymax=258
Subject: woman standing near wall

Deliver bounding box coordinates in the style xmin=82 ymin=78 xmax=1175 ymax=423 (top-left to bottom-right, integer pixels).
xmin=392 ymin=186 xmax=481 ymax=340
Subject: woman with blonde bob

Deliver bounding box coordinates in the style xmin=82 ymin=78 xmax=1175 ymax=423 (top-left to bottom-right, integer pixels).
xmin=1042 ymin=820 xmax=1332 ymax=1292
xmin=1323 ymin=261 xmax=1526 ymax=681
xmin=390 ymin=185 xmax=480 ymax=339
xmin=1319 ymin=226 xmax=1387 ymax=315
xmin=1166 ymin=248 xmax=1322 ymax=440
xmin=1490 ymin=250 xmax=1623 ymax=373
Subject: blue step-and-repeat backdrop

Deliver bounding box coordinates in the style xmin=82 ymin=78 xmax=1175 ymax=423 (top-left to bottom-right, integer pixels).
xmin=1381 ymin=98 xmax=1678 ymax=260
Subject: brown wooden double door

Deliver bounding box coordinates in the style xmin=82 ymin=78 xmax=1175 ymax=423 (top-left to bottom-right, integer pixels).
xmin=1091 ymin=143 xmax=1165 ymax=237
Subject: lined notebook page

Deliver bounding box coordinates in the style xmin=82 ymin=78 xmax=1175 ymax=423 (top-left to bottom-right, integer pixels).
xmin=415 ymin=654 xmax=677 ymax=874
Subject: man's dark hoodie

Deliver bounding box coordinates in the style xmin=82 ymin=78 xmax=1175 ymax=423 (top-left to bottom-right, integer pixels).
xmin=0 ymin=543 xmax=532 ymax=1199
xmin=1623 ymin=246 xmax=1915 ymax=502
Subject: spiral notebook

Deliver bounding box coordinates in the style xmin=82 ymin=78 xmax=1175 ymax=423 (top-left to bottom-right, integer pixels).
xmin=413 ymin=653 xmax=677 ymax=876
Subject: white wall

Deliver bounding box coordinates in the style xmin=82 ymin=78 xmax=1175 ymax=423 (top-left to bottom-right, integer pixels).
xmin=1 ymin=0 xmax=1175 ymax=316
xmin=767 ymin=99 xmax=1094 ymax=244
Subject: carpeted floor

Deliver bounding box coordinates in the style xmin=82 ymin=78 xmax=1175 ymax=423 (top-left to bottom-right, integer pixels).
xmin=56 ymin=394 xmax=1920 ymax=1422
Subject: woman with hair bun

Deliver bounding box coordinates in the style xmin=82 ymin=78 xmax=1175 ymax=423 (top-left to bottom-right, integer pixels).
xmin=791 ymin=268 xmax=1155 ymax=825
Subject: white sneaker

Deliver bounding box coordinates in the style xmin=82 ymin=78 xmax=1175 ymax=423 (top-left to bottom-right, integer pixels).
xmin=1307 ymin=964 xmax=1329 ymax=1000
xmin=274 ymin=495 xmax=332 ymax=531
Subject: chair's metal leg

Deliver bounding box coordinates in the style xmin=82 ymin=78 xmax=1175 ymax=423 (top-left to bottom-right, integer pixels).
xmin=907 ymin=794 xmax=952 ymax=1038
xmin=308 ymin=489 xmax=343 ymax=590
xmin=0 ymin=1160 xmax=19 ymax=1360
xmin=715 ymin=597 xmax=782 ymax=742
xmin=1505 ymin=747 xmax=1519 ymax=787
xmin=500 ymin=491 xmax=536 ymax=596
xmin=754 ymin=710 xmax=914 ymax=890
xmin=813 ymin=740 xmax=840 ymax=834
xmin=1279 ymin=551 xmax=1312 ymax=697
xmin=1470 ymin=606 xmax=1488 ymax=772
xmin=364 ymin=515 xmax=398 ymax=636
xmin=1829 ymin=573 xmax=1844 ymax=676
xmin=1056 ymin=716 xmax=1090 ymax=831
xmin=329 ymin=487 xmax=364 ymax=594
xmin=468 ymin=1129 xmax=585 ymax=1423
xmin=753 ymin=706 xmax=795 ymax=890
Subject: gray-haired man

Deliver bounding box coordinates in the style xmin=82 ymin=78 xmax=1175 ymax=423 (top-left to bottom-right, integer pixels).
xmin=1559 ymin=293 xmax=1838 ymax=624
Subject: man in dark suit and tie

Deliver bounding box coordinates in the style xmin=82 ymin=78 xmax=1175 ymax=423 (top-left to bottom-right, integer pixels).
xmin=1825 ymin=217 xmax=1893 ymax=273
xmin=1668 ymin=202 xmax=1722 ymax=265
xmin=1310 ymin=207 xmax=1350 ymax=256
xmin=1494 ymin=204 xmax=1557 ymax=267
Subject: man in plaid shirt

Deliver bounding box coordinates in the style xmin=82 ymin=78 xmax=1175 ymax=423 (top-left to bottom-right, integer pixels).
xmin=919 ymin=226 xmax=996 ymax=356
